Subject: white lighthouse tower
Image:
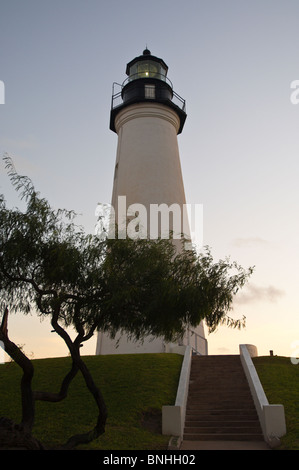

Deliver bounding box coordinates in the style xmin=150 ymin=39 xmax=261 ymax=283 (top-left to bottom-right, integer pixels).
xmin=96 ymin=49 xmax=207 ymax=355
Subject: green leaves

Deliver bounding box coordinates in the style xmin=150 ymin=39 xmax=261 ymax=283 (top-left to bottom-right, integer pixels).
xmin=99 ymin=238 xmax=253 ymax=342
xmin=0 ymin=155 xmax=254 ymax=346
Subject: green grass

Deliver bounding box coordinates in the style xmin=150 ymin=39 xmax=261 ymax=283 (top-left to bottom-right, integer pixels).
xmin=253 ymin=356 xmax=299 ymax=450
xmin=1 ymin=353 xmax=298 ymax=450
xmin=0 ymin=353 xmax=183 ymax=450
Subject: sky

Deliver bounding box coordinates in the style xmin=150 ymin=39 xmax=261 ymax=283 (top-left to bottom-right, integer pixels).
xmin=0 ymin=0 xmax=298 ymax=361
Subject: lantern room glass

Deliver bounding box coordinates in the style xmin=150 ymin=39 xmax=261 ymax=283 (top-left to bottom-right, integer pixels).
xmin=128 ymin=60 xmax=167 ymax=82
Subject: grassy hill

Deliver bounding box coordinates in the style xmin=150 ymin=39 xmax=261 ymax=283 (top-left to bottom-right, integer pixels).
xmin=0 ymin=353 xmax=183 ymax=450
xmin=253 ymin=356 xmax=299 ymax=450
xmin=0 ymin=353 xmax=298 ymax=450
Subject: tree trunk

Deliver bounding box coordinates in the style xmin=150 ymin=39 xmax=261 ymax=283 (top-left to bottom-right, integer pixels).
xmin=63 ymin=351 xmax=108 ymax=449
xmin=51 ymin=309 xmax=108 ymax=448
xmin=0 ymin=306 xmax=108 ymax=449
xmin=0 ymin=308 xmax=44 ymax=449
xmin=34 ymin=361 xmax=79 ymax=402
xmin=0 ymin=308 xmax=35 ymax=433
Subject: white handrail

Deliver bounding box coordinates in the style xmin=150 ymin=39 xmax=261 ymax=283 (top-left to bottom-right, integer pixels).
xmin=162 ymin=346 xmax=192 ymax=438
xmin=240 ymin=344 xmax=286 ymax=447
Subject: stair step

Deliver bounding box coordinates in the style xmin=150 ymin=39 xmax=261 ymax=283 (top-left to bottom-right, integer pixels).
xmin=183 ymin=433 xmax=264 ymax=441
xmin=187 ymin=403 xmax=254 ymax=410
xmin=188 ymin=397 xmax=253 ymax=402
xmin=185 ymin=423 xmax=260 ymax=429
xmin=185 ymin=427 xmax=260 ymax=436
xmin=187 ymin=396 xmax=253 ymax=402
xmin=185 ymin=413 xmax=258 ymax=421
xmin=186 ymin=410 xmax=257 ymax=416
xmin=184 ymin=421 xmax=260 ymax=428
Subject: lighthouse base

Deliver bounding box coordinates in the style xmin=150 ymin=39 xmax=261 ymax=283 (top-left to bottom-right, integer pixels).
xmin=95 ymin=322 xmax=207 ymax=356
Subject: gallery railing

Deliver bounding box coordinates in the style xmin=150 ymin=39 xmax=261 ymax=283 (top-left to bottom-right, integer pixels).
xmin=111 ymin=80 xmax=186 ymax=113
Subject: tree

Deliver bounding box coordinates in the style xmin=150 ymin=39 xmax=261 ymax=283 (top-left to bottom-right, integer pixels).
xmin=0 ymin=155 xmax=253 ymax=449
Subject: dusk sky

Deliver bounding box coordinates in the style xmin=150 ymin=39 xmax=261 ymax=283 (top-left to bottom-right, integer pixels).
xmin=0 ymin=0 xmax=298 ymax=360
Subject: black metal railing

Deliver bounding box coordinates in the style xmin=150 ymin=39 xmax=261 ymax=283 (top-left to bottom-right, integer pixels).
xmin=111 ymin=80 xmax=186 ymax=113
xmin=111 ymin=83 xmax=123 ymax=109
xmin=172 ymin=91 xmax=186 ymax=112
xmin=122 ymin=72 xmax=173 ymax=88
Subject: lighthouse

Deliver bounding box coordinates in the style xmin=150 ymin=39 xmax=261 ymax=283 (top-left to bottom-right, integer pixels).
xmin=96 ymin=49 xmax=207 ymax=355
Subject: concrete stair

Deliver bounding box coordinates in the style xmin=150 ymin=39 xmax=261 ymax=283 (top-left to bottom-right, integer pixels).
xmin=184 ymin=355 xmax=264 ymax=442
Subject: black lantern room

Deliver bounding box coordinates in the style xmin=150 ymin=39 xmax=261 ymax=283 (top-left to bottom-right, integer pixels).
xmin=110 ymin=49 xmax=186 ymax=134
